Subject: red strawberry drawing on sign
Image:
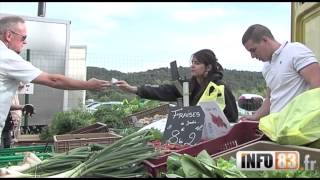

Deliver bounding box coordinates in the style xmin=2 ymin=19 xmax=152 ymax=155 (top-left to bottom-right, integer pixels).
xmin=210 ymin=113 xmax=227 ymax=128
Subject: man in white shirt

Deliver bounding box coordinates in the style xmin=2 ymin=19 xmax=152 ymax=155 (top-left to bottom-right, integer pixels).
xmin=0 ymin=16 xmax=111 ymax=146
xmin=240 ymin=24 xmax=320 ymax=121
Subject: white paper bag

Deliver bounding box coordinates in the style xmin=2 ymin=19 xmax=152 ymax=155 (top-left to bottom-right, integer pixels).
xmin=199 ymin=101 xmax=231 ymax=141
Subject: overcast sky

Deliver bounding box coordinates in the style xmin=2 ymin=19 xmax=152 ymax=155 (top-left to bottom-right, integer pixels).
xmin=0 ymin=2 xmax=291 ymax=72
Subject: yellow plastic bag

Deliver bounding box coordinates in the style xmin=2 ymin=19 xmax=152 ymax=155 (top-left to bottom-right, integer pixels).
xmin=198 ymin=82 xmax=225 ymax=110
xmin=259 ymin=87 xmax=320 ymax=145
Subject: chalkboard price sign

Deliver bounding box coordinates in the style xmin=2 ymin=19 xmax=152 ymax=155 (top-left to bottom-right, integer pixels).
xmin=163 ymin=106 xmax=205 ymax=145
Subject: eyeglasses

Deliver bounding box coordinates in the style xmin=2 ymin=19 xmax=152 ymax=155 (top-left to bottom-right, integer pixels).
xmin=10 ymin=30 xmax=27 ymax=41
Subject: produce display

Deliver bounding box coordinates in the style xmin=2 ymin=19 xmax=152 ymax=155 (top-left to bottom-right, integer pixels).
xmin=93 ymin=98 xmax=161 ymax=128
xmin=3 ymin=99 xmax=320 ymax=178
xmin=148 ymin=139 xmax=190 ymax=155
xmin=0 ymin=129 xmax=160 ymax=178
xmin=165 ymin=150 xmax=320 ymax=178
xmin=40 ymin=98 xmax=161 ymax=141
xmin=134 ymin=114 xmax=168 ymax=127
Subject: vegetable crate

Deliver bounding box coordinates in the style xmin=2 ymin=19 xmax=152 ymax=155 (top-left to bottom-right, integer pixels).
xmin=15 ymin=134 xmax=53 ymax=146
xmin=53 ymin=132 xmax=122 ymax=153
xmin=123 ymin=103 xmax=169 ymax=126
xmin=212 ymin=140 xmax=320 ymax=170
xmin=0 ymin=145 xmax=54 ymax=167
xmin=143 ymin=121 xmax=265 ymax=177
xmin=67 ymin=122 xmax=109 ymax=134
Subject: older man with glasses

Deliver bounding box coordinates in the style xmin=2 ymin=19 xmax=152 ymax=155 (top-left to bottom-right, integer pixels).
xmin=0 ymin=15 xmax=112 ymax=148
xmin=9 ymin=30 xmax=27 ymax=41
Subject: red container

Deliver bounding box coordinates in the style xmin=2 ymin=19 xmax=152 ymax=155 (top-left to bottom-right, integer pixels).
xmin=143 ymin=121 xmax=264 ymax=177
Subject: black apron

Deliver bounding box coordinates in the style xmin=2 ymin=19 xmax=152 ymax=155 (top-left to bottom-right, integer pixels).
xmin=1 ymin=113 xmax=14 ymax=148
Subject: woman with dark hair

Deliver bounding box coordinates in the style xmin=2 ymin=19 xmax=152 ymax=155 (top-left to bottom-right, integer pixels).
xmin=115 ymin=49 xmax=238 ymax=122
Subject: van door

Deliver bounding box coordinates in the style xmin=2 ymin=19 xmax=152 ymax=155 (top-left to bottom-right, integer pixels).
xmin=292 ymin=2 xmax=320 ymax=62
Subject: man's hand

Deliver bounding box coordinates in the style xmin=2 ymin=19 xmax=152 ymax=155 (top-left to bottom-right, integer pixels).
xmin=22 ymin=104 xmax=35 ymax=117
xmin=88 ymin=78 xmax=111 ymax=91
xmin=238 ymin=115 xmax=259 ymax=122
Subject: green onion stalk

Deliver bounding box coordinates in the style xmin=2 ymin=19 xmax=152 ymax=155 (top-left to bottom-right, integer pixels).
xmin=47 ymin=129 xmax=160 ymax=178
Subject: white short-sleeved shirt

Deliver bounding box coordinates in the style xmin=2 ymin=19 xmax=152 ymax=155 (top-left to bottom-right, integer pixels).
xmin=0 ymin=41 xmax=42 ymax=127
xmin=262 ymin=41 xmax=318 ymax=113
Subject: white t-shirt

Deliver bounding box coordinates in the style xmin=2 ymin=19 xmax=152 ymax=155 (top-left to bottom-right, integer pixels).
xmin=262 ymin=41 xmax=318 ymax=113
xmin=0 ymin=41 xmax=42 ymax=127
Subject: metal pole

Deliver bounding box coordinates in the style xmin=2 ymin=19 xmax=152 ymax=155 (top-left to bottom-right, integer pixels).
xmin=24 ymin=49 xmax=30 ymax=128
xmin=38 ymin=2 xmax=46 ymax=17
xmin=183 ymin=81 xmax=189 ymax=107
xmin=37 ymin=2 xmax=46 ymax=134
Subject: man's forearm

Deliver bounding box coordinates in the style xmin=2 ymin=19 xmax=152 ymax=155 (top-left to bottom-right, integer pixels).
xmin=48 ymin=74 xmax=90 ymax=90
xmin=32 ymin=73 xmax=109 ymax=91
xmin=253 ymin=98 xmax=270 ymax=120
xmin=10 ymin=104 xmax=23 ymax=110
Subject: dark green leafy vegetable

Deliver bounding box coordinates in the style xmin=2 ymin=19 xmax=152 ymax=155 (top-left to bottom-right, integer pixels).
xmin=165 ymin=150 xmax=320 ymax=178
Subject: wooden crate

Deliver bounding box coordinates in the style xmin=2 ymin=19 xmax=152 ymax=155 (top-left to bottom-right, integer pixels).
xmin=68 ymin=122 xmax=108 ymax=134
xmin=53 ymin=132 xmax=122 ymax=153
xmin=15 ymin=134 xmax=53 ymax=146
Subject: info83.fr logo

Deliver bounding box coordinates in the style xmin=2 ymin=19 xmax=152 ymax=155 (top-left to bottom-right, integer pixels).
xmin=236 ymin=151 xmax=300 ymax=170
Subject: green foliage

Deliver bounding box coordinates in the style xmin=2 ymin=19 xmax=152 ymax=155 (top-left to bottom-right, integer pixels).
xmin=122 ymin=98 xmax=160 ymax=114
xmin=165 ymin=151 xmax=320 ymax=178
xmin=93 ymin=105 xmax=126 ymax=128
xmin=259 ymin=170 xmax=320 ymax=178
xmin=148 ymin=128 xmax=163 ymax=141
xmin=39 ymin=98 xmax=160 ymax=140
xmin=223 ymin=69 xmax=266 ymax=98
xmin=39 ymin=126 xmax=53 ymax=141
xmin=39 ymin=109 xmax=95 ymax=140
xmin=117 ymin=128 xmax=163 ymax=142
xmin=93 ymin=98 xmax=160 ymax=129
xmin=115 ymin=127 xmax=141 ymax=137
xmin=166 ymin=153 xmax=183 ymax=177
xmin=49 ymin=109 xmax=95 ymax=135
xmin=96 ymin=87 xmax=136 ymax=102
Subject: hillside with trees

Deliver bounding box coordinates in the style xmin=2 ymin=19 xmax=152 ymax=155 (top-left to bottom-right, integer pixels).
xmin=86 ymin=66 xmax=266 ymax=102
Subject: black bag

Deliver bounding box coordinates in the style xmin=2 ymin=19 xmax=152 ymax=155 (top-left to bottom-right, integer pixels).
xmin=1 ymin=113 xmax=13 ymax=148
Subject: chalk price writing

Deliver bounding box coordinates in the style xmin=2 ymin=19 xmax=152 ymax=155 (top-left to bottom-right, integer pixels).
xmin=167 ymin=130 xmax=196 ymax=145
xmin=172 ymin=108 xmax=201 ymax=119
xmin=163 ymin=106 xmax=205 ymax=146
xmin=188 ymin=132 xmax=196 ymax=145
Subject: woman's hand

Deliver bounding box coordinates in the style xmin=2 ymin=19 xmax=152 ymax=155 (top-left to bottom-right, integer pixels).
xmin=114 ymin=80 xmax=138 ymax=94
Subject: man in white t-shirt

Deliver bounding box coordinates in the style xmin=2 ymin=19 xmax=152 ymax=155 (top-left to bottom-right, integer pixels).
xmin=240 ymin=24 xmax=320 ymax=121
xmin=0 ymin=16 xmax=111 ymax=146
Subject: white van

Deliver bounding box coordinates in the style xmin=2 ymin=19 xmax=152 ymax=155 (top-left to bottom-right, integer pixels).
xmin=86 ymin=101 xmax=123 ymax=113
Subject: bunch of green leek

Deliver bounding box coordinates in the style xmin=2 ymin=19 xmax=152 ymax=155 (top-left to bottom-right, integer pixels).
xmin=23 ymin=129 xmax=160 ymax=178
